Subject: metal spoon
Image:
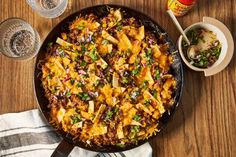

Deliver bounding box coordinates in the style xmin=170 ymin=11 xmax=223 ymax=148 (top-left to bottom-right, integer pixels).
xmin=167 ymin=10 xmax=191 ymax=45
xmin=167 ymin=10 xmax=198 ymax=59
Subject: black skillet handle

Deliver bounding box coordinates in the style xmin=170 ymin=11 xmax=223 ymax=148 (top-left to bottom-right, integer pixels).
xmin=51 ymin=139 xmax=74 ymax=157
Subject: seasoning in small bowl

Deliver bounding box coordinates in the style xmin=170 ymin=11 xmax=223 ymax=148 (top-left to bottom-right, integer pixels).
xmin=182 ymin=27 xmax=222 ymax=68
xmin=178 ymin=17 xmax=234 ymax=76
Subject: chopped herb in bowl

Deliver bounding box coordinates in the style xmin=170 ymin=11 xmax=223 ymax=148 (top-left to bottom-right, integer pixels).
xmin=182 ymin=27 xmax=222 ymax=68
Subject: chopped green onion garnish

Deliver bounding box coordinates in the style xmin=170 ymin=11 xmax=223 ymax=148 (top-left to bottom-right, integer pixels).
xmin=105 ymin=111 xmax=113 ymax=120
xmin=89 ymin=48 xmax=98 ymax=61
xmin=76 ymin=82 xmax=83 ymax=88
xmin=144 ymin=99 xmax=152 ymax=106
xmin=122 ymin=78 xmax=129 ymax=84
xmin=80 ymin=61 xmax=87 ymax=66
xmin=131 ymin=126 xmax=140 ymax=133
xmin=65 ymin=91 xmax=71 ymax=97
xmin=70 ymin=79 xmax=75 ymax=85
xmin=152 ymin=89 xmax=157 ymax=99
xmin=133 ymin=115 xmax=141 ymax=121
xmin=132 ymin=65 xmax=141 ymax=75
xmin=155 ymin=70 xmax=160 ymax=80
xmin=102 ymin=39 xmax=109 ymax=45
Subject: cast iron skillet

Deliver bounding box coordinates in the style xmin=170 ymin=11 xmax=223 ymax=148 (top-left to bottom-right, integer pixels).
xmin=34 ymin=4 xmax=183 ymax=157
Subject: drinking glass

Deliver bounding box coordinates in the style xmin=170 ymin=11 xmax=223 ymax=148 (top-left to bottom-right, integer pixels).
xmin=0 ymin=18 xmax=40 ymax=60
xmin=27 ymin=0 xmax=68 ymax=18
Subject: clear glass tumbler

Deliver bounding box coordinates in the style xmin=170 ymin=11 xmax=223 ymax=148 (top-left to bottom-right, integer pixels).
xmin=0 ymin=18 xmax=40 ymax=60
xmin=26 ymin=0 xmax=68 ymax=18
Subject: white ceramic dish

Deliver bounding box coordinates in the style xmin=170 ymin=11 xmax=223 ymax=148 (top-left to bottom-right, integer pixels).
xmin=178 ymin=17 xmax=234 ymax=76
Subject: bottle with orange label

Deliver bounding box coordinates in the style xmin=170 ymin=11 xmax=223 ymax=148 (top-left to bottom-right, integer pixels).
xmin=167 ymin=0 xmax=197 ymax=17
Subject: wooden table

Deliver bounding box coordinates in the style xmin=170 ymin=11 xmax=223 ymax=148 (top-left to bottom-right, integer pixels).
xmin=0 ymin=0 xmax=235 ymax=156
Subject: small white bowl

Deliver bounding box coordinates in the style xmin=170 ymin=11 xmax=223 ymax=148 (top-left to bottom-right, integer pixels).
xmin=178 ymin=17 xmax=234 ymax=76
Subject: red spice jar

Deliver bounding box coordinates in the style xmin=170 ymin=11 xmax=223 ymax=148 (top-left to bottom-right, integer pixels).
xmin=167 ymin=0 xmax=197 ymax=17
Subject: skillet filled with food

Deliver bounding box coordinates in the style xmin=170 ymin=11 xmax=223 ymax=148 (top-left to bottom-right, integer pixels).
xmin=34 ymin=4 xmax=183 ymax=156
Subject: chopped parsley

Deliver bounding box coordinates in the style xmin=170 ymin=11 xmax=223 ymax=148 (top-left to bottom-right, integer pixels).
xmin=60 ymin=51 xmax=65 ymax=58
xmin=78 ymin=92 xmax=91 ymax=101
xmin=141 ymin=80 xmax=148 ymax=89
xmin=47 ymin=42 xmax=53 ymax=48
xmin=70 ymin=79 xmax=75 ymax=85
xmin=80 ymin=60 xmax=87 ymax=66
xmin=76 ymin=82 xmax=83 ymax=88
xmin=81 ymin=44 xmax=86 ymax=54
xmin=114 ymin=107 xmax=119 ymax=114
xmin=152 ymin=89 xmax=158 ymax=99
xmin=89 ymin=48 xmax=98 ymax=61
xmin=46 ymin=74 xmax=52 ymax=79
xmin=75 ymin=57 xmax=80 ymax=62
xmin=75 ymin=109 xmax=80 ymax=114
xmin=71 ymin=114 xmax=82 ymax=124
xmin=122 ymin=78 xmax=129 ymax=84
xmin=144 ymin=99 xmax=152 ymax=106
xmin=116 ymin=143 xmax=125 ymax=148
xmin=146 ymin=48 xmax=154 ymax=65
xmin=132 ymin=65 xmax=141 ymax=75
xmin=105 ymin=111 xmax=113 ymax=120
xmin=116 ymin=22 xmax=123 ymax=31
xmin=154 ymin=69 xmax=160 ymax=80
xmin=131 ymin=126 xmax=140 ymax=133
xmin=133 ymin=115 xmax=141 ymax=121
xmin=65 ymin=91 xmax=71 ymax=97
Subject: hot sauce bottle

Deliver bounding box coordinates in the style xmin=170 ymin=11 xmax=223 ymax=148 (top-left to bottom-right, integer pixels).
xmin=167 ymin=0 xmax=197 ymax=17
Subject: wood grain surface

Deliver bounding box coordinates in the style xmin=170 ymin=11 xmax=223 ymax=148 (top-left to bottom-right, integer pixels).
xmin=0 ymin=0 xmax=235 ymax=157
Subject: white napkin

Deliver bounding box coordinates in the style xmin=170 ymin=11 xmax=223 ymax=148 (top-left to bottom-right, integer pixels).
xmin=0 ymin=109 xmax=152 ymax=157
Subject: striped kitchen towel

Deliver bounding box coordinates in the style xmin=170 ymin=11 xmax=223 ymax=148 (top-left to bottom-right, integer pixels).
xmin=0 ymin=109 xmax=152 ymax=157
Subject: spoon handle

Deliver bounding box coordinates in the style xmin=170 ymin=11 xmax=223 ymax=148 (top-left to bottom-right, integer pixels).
xmin=167 ymin=10 xmax=191 ymax=45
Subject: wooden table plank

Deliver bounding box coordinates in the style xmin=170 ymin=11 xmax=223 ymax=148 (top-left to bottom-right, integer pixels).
xmin=0 ymin=0 xmax=235 ymax=156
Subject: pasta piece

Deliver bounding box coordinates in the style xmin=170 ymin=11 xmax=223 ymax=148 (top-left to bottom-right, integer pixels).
xmin=96 ymin=58 xmax=108 ymax=69
xmin=61 ymin=108 xmax=78 ymax=132
xmin=114 ymin=9 xmax=122 ymax=21
xmin=70 ymin=85 xmax=82 ymax=95
xmin=123 ymin=107 xmax=137 ymax=126
xmin=129 ymin=40 xmax=141 ymax=64
xmin=56 ymin=37 xmax=72 ymax=47
xmin=57 ymin=107 xmax=66 ymax=123
xmin=92 ymin=104 xmax=106 ymax=124
xmin=117 ymin=123 xmax=124 ymax=139
xmin=89 ymin=124 xmax=107 ymax=136
xmin=120 ymin=102 xmax=133 ymax=112
xmin=62 ymin=57 xmax=70 ymax=67
xmin=100 ymin=84 xmax=113 ymax=106
xmin=107 ymin=44 xmax=113 ymax=53
xmin=135 ymin=26 xmax=145 ymax=41
xmin=143 ymin=90 xmax=165 ymax=114
xmin=118 ymin=33 xmax=132 ymax=51
xmin=151 ymin=45 xmax=162 ymax=59
xmin=139 ymin=67 xmax=154 ymax=87
xmin=112 ymin=72 xmax=119 ymax=88
xmin=81 ymin=111 xmax=92 ymax=120
xmin=88 ymin=101 xmax=94 ymax=113
xmin=102 ymin=30 xmax=118 ymax=44
xmin=114 ymin=57 xmax=126 ymax=71
xmin=86 ymin=73 xmax=100 ymax=90
xmin=136 ymin=103 xmax=152 ymax=115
